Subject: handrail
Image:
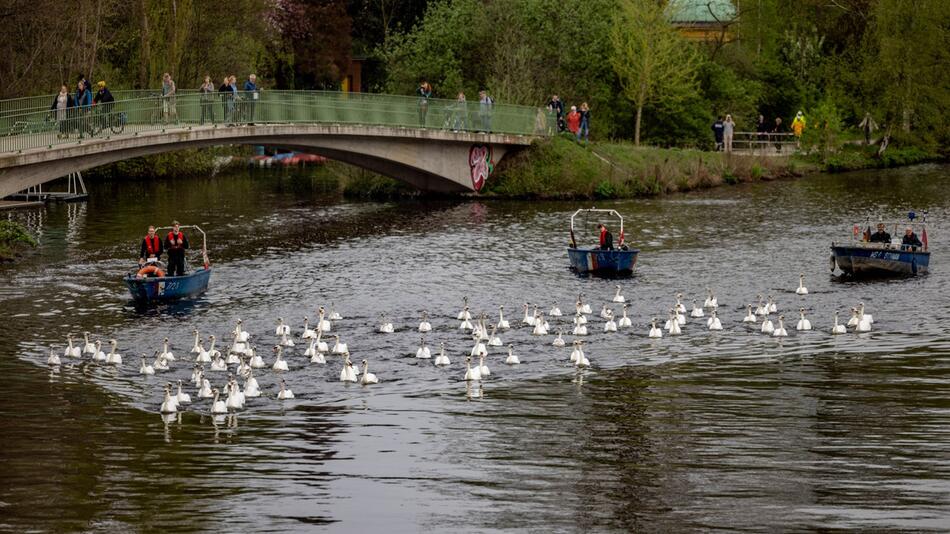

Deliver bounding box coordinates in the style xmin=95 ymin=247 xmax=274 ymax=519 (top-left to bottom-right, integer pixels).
xmin=570 ymin=208 xmax=624 ymax=248
xmin=0 ymin=90 xmax=554 ymax=155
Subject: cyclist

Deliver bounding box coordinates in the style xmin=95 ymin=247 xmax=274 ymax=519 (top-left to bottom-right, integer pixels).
xmin=93 ymin=81 xmax=115 ymax=131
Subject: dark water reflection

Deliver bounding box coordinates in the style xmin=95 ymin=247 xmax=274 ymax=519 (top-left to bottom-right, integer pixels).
xmin=2 ymin=164 xmax=950 ymax=531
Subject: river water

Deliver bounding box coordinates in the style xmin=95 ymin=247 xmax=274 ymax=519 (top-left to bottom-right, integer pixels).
xmin=2 ymin=164 xmax=949 ymax=532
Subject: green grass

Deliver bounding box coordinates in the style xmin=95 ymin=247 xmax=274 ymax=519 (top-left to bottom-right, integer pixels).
xmin=0 ymin=220 xmax=37 ymax=261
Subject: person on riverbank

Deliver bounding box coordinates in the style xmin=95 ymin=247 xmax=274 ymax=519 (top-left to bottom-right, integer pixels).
xmin=772 ymin=117 xmax=785 ymax=153
xmin=548 ymin=95 xmax=565 ymax=132
xmin=711 ymin=116 xmax=724 ymax=151
xmin=756 ymin=114 xmax=769 ymax=153
xmin=902 ymin=227 xmax=923 ymax=250
xmin=161 ymin=73 xmax=177 ymax=123
xmin=417 ymin=80 xmax=432 ymax=127
xmin=75 ymin=80 xmax=92 ymax=138
xmin=723 ymin=114 xmax=735 ymax=153
xmin=566 ymin=105 xmax=580 ymax=135
xmin=219 ymin=76 xmax=234 ymax=125
xmin=92 ymin=81 xmax=115 ymax=130
xmin=244 ymin=74 xmax=259 ymax=125
xmin=139 ymin=226 xmax=164 ymax=265
xmin=859 ymin=112 xmax=878 ymax=145
xmin=577 ymin=102 xmax=590 ymax=144
xmin=478 ymin=90 xmax=494 ymax=133
xmin=200 ymin=76 xmax=215 ymax=125
xmin=164 ymin=222 xmax=190 ymax=276
xmin=50 ymin=85 xmax=75 ymax=139
xmin=597 ymin=224 xmax=614 ymax=250
xmin=869 ymin=223 xmax=891 ymax=244
xmin=791 ymin=111 xmax=806 ymax=147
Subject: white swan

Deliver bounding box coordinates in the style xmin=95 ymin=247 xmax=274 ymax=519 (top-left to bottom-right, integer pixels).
xmin=549 ymin=302 xmax=563 ymax=317
xmin=487 ymin=325 xmax=503 ymax=346
xmin=419 ymin=311 xmax=432 ymax=333
xmin=93 ymin=340 xmax=107 ymax=362
xmin=674 ymin=293 xmax=687 ymax=314
xmin=379 ymin=314 xmax=394 ymax=333
xmin=760 ymin=314 xmax=774 ymax=335
xmin=244 ymin=371 xmax=261 ymax=397
xmin=796 ymin=308 xmax=812 ymax=331
xmin=249 ymin=349 xmax=265 ymax=368
xmin=301 ymin=316 xmax=317 ymax=339
xmin=469 ymin=334 xmax=487 ymax=358
xmin=704 ymin=288 xmax=718 ymax=309
xmin=676 ymin=309 xmax=686 ymax=326
xmin=831 ymin=311 xmax=847 ymax=335
xmin=858 ymin=303 xmax=874 ymax=324
xmin=847 ymin=307 xmax=860 ymax=327
xmin=317 ymin=307 xmax=332 ymax=332
xmin=278 ymin=379 xmax=296 ymax=399
xmin=478 ymin=353 xmax=491 ymax=377
xmin=459 ymin=316 xmax=474 ymax=331
xmin=572 ymin=314 xmax=588 ymax=336
xmin=332 ymin=335 xmax=348 ymax=354
xmin=767 ymin=295 xmax=777 ymax=314
xmin=208 ymin=335 xmax=221 ymax=359
xmin=236 ymin=356 xmax=250 ymax=377
xmin=360 ymin=360 xmax=379 ymax=385
xmin=340 ymin=353 xmax=358 ymax=382
xmin=416 ymin=337 xmax=432 ymax=359
xmin=754 ymin=295 xmax=767 ymax=316
xmin=139 ymin=356 xmax=155 ymax=375
xmin=47 ymin=346 xmax=61 ymax=366
xmin=577 ymin=295 xmax=592 ymax=315
xmin=198 ymin=375 xmax=213 ymax=399
xmin=176 ymin=379 xmax=191 ymax=404
xmin=618 ymin=305 xmax=632 ymax=328
xmin=575 ymin=347 xmax=590 ymax=368
xmin=570 ymin=340 xmax=585 ymax=363
xmin=314 ymin=330 xmax=329 ymax=353
xmin=160 ymin=384 xmax=177 ymax=414
xmin=328 ymin=304 xmax=343 ymax=321
xmin=64 ymin=334 xmax=81 ymax=358
xmin=856 ymin=311 xmax=872 ymax=333
xmin=210 ymin=353 xmax=227 ymax=371
xmin=310 ymin=348 xmax=326 ymax=364
xmin=105 ymin=339 xmax=122 ymax=365
xmin=690 ymin=300 xmax=705 ymax=318
xmin=532 ymin=313 xmax=548 ymax=335
xmin=82 ymin=332 xmax=96 ymax=355
xmin=233 ymin=319 xmax=249 ymax=343
xmin=457 ymin=297 xmax=472 ymax=320
xmin=666 ymin=310 xmax=682 ymax=335
xmin=576 ymin=312 xmax=588 ymax=325
xmin=464 ymin=356 xmax=482 ymax=381
xmin=707 ymin=310 xmax=723 ymax=330
xmin=153 ymin=352 xmax=169 ymax=371
xmin=497 ymin=306 xmax=510 ymax=330
xmin=796 ymin=273 xmax=809 ymax=295
xmin=191 ymin=329 xmax=202 ymax=354
xmin=191 ymin=365 xmax=203 ymax=385
xmin=434 ymin=342 xmax=451 ymax=366
xmin=211 ymin=388 xmax=227 ymax=414
xmin=272 ymin=346 xmax=289 ymax=371
xmin=600 ymin=304 xmax=611 ymax=319
xmin=195 ymin=338 xmax=211 ymax=363
xmin=743 ymin=304 xmax=756 ymax=323
xmin=648 ymin=319 xmax=663 ymax=339
xmin=772 ymin=315 xmax=788 ymax=337
xmin=553 ymin=330 xmax=566 ymax=347
xmin=225 ymin=344 xmax=240 ymax=365
xmin=275 ymin=317 xmax=290 ymax=336
xmin=522 ymin=303 xmax=536 ymax=326
xmin=159 ymin=337 xmax=175 ymax=361
xmin=613 ymin=285 xmax=626 ymax=303
xmin=505 ymin=344 xmax=520 ymax=365
xmin=604 ymin=312 xmax=617 ymax=332
xmin=304 ymin=338 xmax=317 ymax=357
xmin=279 ymin=333 xmax=295 ymax=347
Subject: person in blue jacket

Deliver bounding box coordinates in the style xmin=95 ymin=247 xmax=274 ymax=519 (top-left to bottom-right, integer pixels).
xmin=75 ymin=80 xmax=93 ymax=138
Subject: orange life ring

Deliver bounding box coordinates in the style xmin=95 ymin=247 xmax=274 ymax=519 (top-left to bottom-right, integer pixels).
xmin=136 ymin=265 xmax=165 ymax=278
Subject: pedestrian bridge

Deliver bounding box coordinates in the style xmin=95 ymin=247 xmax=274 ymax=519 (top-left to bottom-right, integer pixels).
xmin=0 ymin=90 xmax=553 ymax=198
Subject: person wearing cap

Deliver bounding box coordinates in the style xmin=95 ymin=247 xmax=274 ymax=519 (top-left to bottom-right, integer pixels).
xmin=139 ymin=225 xmax=164 ymax=265
xmin=869 ymin=223 xmax=891 ymax=244
xmin=164 ymin=222 xmax=190 ymax=276
xmin=93 ymin=81 xmax=115 ymax=130
xmin=901 ymin=227 xmax=923 ymax=250
xmin=791 ymin=111 xmax=806 ymax=147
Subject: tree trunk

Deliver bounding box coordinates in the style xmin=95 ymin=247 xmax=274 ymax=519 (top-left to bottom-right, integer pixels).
xmin=634 ymin=103 xmax=643 ymax=146
xmin=139 ymin=0 xmax=151 ymax=88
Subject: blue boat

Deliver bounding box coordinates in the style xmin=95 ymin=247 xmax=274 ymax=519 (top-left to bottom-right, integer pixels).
xmin=831 ymin=217 xmax=930 ymax=276
xmin=567 ymin=208 xmax=639 ymax=275
xmin=124 ymin=225 xmax=213 ymax=302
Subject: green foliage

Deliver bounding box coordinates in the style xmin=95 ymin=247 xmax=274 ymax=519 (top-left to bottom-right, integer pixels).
xmin=85 ymin=149 xmax=218 ymax=180
xmin=801 ymin=96 xmax=843 ymax=159
xmin=0 ymin=220 xmax=38 ymax=261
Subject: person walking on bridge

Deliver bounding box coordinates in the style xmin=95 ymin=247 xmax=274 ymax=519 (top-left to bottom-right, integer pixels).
xmin=219 ymin=76 xmax=234 ymax=124
xmin=164 ymin=221 xmax=190 ymax=277
xmin=139 ymin=225 xmax=164 ymax=265
xmin=75 ymin=80 xmax=92 ymax=138
xmin=161 ymin=73 xmax=178 ymax=123
xmin=93 ymin=81 xmax=115 ymax=131
xmin=200 ymin=75 xmax=215 ymax=125
xmin=244 ymin=74 xmax=259 ymax=125
xmin=417 ymin=79 xmax=432 ymax=127
xmin=50 ymin=85 xmax=75 ymax=139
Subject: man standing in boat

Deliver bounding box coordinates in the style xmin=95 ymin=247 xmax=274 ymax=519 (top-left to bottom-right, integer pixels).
xmin=138 ymin=225 xmax=164 ymax=265
xmin=598 ymin=224 xmax=614 ymax=250
xmin=164 ymin=221 xmax=190 ymax=276
xmin=869 ymin=223 xmax=891 ymax=244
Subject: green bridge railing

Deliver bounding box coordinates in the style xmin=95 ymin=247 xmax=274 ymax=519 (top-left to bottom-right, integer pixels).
xmin=0 ymin=90 xmax=555 ymax=154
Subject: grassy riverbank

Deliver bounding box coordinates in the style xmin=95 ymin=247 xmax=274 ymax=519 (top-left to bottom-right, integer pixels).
xmin=0 ymin=221 xmax=37 ymax=261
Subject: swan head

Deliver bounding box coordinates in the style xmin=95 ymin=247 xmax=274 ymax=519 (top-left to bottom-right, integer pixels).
xmin=110 ymin=339 xmax=117 ymax=347
xmin=96 ymin=340 xmax=102 ymax=348
xmin=335 ymin=335 xmax=340 ymax=341
xmin=164 ymin=337 xmax=169 ymax=343
xmin=466 ymin=356 xmax=472 ymax=363
xmin=676 ymin=292 xmax=683 ymax=299
xmin=800 ymin=307 xmax=806 ymax=313
xmin=440 ymin=341 xmax=445 ymax=348
xmin=67 ymin=333 xmax=74 ymax=341
xmin=277 ymin=317 xmax=283 ymax=323
xmin=273 ymin=345 xmax=279 ymax=353
xmin=209 ymin=335 xmax=216 ymax=341
xmin=420 ymin=337 xmax=426 ymax=345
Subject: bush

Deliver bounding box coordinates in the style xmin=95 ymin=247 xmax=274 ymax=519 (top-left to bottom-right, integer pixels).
xmin=0 ymin=220 xmax=38 ymax=261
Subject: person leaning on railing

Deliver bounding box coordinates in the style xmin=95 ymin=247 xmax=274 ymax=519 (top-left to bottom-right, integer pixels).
xmin=161 ymin=72 xmax=177 ymax=123
xmin=218 ymin=76 xmax=233 ymax=124
xmin=199 ymin=76 xmax=215 ymax=125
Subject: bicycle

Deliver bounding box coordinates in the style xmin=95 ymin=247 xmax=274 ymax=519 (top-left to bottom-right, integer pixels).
xmin=88 ymin=107 xmax=126 ymax=136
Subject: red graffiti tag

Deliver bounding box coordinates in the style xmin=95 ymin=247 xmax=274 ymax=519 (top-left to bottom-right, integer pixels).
xmin=469 ymin=145 xmax=493 ymax=191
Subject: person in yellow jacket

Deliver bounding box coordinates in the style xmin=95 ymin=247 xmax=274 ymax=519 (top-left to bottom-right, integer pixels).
xmin=791 ymin=111 xmax=806 ymax=147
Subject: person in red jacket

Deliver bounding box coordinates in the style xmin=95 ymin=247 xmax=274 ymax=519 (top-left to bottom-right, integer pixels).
xmin=566 ymin=105 xmax=581 ymax=134
xmin=597 ymin=223 xmax=614 ymax=250
xmin=164 ymin=221 xmax=190 ymax=276
xmin=138 ymin=225 xmax=164 ymax=265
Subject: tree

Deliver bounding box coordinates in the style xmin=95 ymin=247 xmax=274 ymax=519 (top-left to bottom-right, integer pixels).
xmin=609 ymin=0 xmax=701 ymax=145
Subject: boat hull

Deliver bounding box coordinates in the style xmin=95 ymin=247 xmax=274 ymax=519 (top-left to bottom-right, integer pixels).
xmin=568 ymin=248 xmax=639 ymax=275
xmin=124 ymin=267 xmax=212 ymax=302
xmin=831 ymin=245 xmax=929 ymax=276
